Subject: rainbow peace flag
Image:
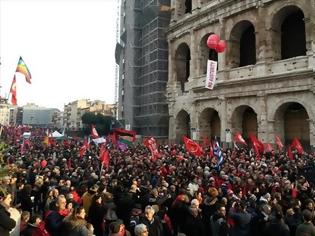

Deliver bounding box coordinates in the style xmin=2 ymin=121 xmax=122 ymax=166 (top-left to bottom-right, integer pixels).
xmin=16 ymin=56 xmax=31 ymax=84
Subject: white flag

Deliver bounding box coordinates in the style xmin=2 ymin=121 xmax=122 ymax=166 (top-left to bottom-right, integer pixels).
xmin=205 ymin=60 xmax=217 ymax=90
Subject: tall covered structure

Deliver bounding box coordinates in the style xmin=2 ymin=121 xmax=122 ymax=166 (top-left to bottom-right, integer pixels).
xmin=167 ymin=0 xmax=315 ymax=151
xmin=115 ymin=0 xmax=171 ymax=139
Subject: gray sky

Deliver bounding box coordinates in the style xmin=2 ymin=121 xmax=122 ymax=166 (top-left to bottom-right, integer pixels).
xmin=0 ymin=0 xmax=118 ymax=110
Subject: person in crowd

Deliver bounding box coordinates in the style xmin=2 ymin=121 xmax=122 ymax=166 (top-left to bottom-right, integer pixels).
xmin=88 ymin=193 xmax=106 ymax=236
xmin=45 ymin=194 xmax=69 ymax=236
xmin=264 ymin=205 xmax=290 ymax=236
xmin=295 ymin=209 xmax=315 ymax=236
xmin=63 ymin=206 xmax=94 ymax=236
xmin=82 ymin=184 xmax=98 ymax=218
xmin=20 ymin=211 xmax=31 ymax=233
xmin=21 ymin=214 xmax=50 ymax=236
xmin=229 ymin=201 xmax=252 ymax=236
xmin=109 ymin=219 xmax=131 ymax=236
xmin=210 ymin=205 xmax=229 ymax=236
xmin=0 ymin=187 xmax=16 ymax=236
xmin=134 ymin=223 xmax=149 ymax=236
xmin=140 ymin=205 xmax=164 ymax=236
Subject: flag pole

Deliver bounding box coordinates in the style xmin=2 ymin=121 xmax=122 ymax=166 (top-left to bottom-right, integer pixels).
xmin=7 ymin=75 xmax=15 ymax=100
xmin=100 ymin=162 xmax=104 ymax=179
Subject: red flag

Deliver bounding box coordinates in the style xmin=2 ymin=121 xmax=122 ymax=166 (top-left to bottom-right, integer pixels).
xmin=249 ymin=134 xmax=264 ymax=157
xmin=10 ymin=76 xmax=17 ymax=105
xmin=291 ymin=183 xmax=298 ymax=199
xmin=49 ymin=137 xmax=56 ymax=146
xmin=234 ymin=132 xmax=247 ymax=146
xmin=275 ymin=135 xmax=284 ymax=151
xmin=202 ymin=137 xmax=211 ymax=147
xmin=208 ymin=141 xmax=214 ymax=158
xmin=182 ymin=136 xmax=203 ymax=157
xmin=91 ymin=125 xmax=99 ymax=139
xmin=99 ymin=145 xmax=110 ymax=168
xmin=264 ymin=143 xmax=273 ymax=153
xmin=290 ymin=138 xmax=304 ymax=155
xmin=79 ymin=139 xmax=89 ymax=158
xmin=287 ymin=145 xmax=294 ymax=160
xmin=143 ymin=137 xmax=160 ymax=161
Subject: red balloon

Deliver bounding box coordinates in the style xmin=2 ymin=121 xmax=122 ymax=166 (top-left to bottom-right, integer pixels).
xmin=215 ymin=40 xmax=226 ymax=53
xmin=41 ymin=159 xmax=47 ymax=168
xmin=207 ymin=34 xmax=220 ymax=49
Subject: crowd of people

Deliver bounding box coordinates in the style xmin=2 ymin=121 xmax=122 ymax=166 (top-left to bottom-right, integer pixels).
xmin=0 ymin=126 xmax=315 ymax=236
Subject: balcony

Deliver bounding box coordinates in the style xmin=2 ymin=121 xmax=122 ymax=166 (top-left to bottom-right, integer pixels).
xmin=188 ymin=55 xmax=312 ymax=92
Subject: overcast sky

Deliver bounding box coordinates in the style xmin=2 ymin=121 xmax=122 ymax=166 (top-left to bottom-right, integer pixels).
xmin=0 ymin=0 xmax=118 ymax=110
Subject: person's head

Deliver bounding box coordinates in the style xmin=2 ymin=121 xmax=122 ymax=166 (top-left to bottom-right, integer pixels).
xmin=21 ymin=211 xmax=31 ymax=223
xmin=93 ymin=193 xmax=103 ymax=204
xmin=191 ymin=199 xmax=200 ymax=209
xmin=52 ymin=188 xmax=59 ymax=198
xmin=217 ymin=205 xmax=226 ymax=217
xmin=144 ymin=205 xmax=155 ymax=221
xmin=74 ymin=206 xmax=86 ymax=220
xmin=134 ymin=223 xmax=149 ymax=236
xmin=0 ymin=187 xmax=12 ymax=206
xmin=305 ymin=199 xmax=314 ymax=211
xmin=109 ymin=220 xmax=125 ymax=236
xmin=29 ymin=214 xmax=42 ymax=226
xmin=303 ymin=209 xmax=313 ymax=222
xmin=66 ymin=201 xmax=74 ymax=211
xmin=56 ymin=195 xmax=67 ymax=211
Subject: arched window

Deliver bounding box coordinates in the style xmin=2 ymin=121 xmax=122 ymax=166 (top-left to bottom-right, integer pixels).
xmin=229 ymin=21 xmax=256 ymax=68
xmin=175 ymin=43 xmax=191 ymax=92
xmin=240 ymin=25 xmax=256 ymax=66
xmin=185 ymin=0 xmax=192 ymax=14
xmin=281 ymin=10 xmax=306 ymax=59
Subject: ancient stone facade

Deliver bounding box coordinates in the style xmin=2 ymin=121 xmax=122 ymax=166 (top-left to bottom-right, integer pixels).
xmin=167 ymin=0 xmax=315 ymax=150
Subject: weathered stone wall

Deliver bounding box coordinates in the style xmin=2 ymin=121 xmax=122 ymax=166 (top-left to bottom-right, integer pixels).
xmin=167 ymin=0 xmax=315 ymax=150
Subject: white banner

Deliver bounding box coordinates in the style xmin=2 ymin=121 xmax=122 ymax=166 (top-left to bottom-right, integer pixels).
xmin=92 ymin=137 xmax=106 ymax=144
xmin=205 ymin=60 xmax=217 ymax=90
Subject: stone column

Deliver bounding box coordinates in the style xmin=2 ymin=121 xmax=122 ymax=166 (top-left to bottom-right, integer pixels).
xmin=305 ymin=9 xmax=315 ymax=70
xmin=168 ymin=40 xmax=175 ymax=83
xmin=309 ymin=119 xmax=315 ymax=152
xmin=218 ymin=18 xmax=227 ymax=72
xmin=190 ymin=104 xmax=199 ymax=140
xmin=169 ymin=115 xmax=176 ymax=143
xmin=218 ymin=96 xmax=229 ymax=147
xmin=257 ymin=93 xmax=268 ymax=143
xmin=190 ymin=30 xmax=197 ymax=79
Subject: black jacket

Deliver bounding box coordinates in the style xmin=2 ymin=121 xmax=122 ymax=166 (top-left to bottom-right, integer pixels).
xmin=0 ymin=204 xmax=16 ymax=236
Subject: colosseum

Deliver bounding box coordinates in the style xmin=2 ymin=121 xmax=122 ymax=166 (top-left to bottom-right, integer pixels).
xmin=166 ymin=0 xmax=315 ymax=151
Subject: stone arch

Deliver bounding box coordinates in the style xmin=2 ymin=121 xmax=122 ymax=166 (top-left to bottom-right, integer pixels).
xmin=270 ymin=5 xmax=306 ymax=60
xmin=273 ymin=102 xmax=310 ymax=148
xmin=199 ymin=108 xmax=221 ymax=141
xmin=175 ymin=109 xmax=191 ymax=142
xmin=175 ymin=43 xmax=191 ymax=92
xmin=228 ymin=20 xmax=256 ymax=68
xmin=199 ymin=33 xmax=218 ymax=75
xmin=231 ymin=105 xmax=258 ymax=139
